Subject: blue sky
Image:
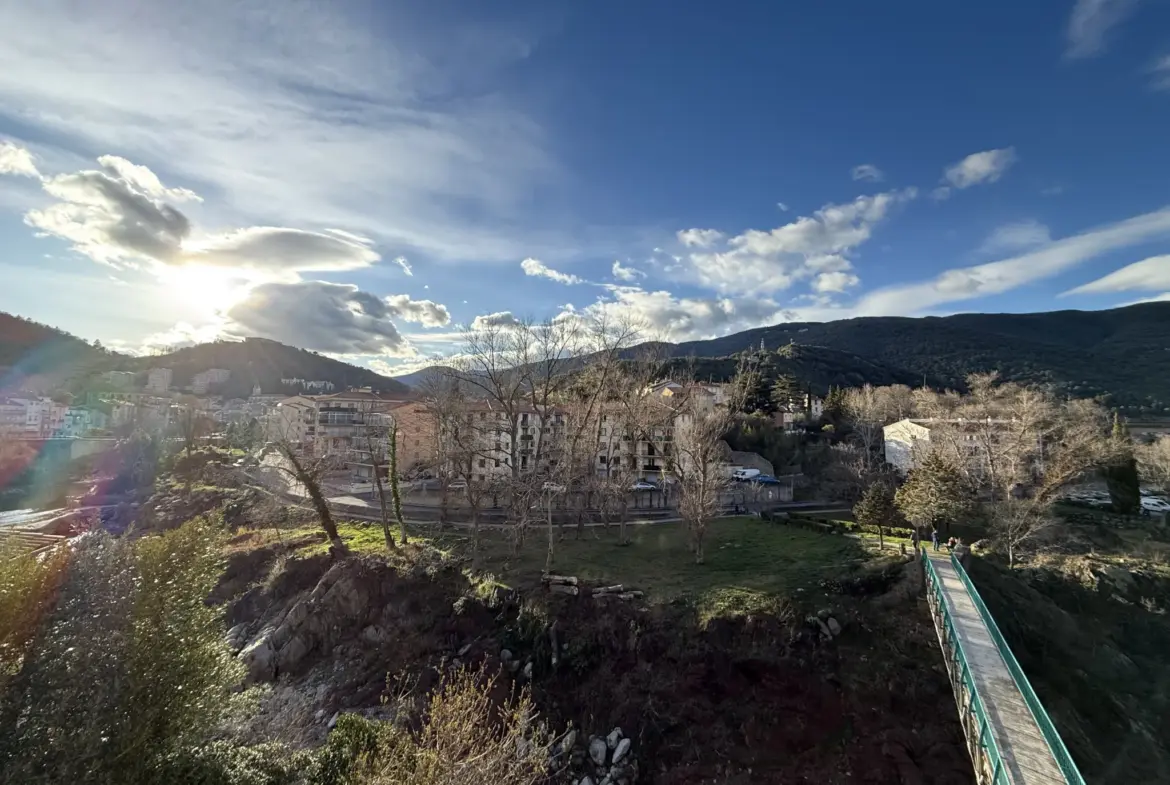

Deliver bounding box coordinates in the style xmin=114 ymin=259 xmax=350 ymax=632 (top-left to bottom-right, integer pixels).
xmin=2 ymin=0 xmax=1170 ymax=376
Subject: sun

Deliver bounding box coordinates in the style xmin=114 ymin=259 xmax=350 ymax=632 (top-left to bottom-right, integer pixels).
xmin=156 ymin=265 xmax=251 ymax=317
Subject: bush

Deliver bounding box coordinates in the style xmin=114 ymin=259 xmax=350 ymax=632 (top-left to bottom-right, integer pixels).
xmin=0 ymin=517 xmax=239 ymax=784
xmin=0 ymin=543 xmax=70 ymax=680
xmin=310 ymin=669 xmax=555 ymax=785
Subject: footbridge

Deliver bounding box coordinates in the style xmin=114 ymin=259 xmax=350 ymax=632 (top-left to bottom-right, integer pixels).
xmin=922 ymin=551 xmax=1085 ymax=785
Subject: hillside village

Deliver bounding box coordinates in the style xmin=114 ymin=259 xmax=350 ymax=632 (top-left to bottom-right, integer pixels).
xmin=3 ymin=313 xmax=1170 ymax=785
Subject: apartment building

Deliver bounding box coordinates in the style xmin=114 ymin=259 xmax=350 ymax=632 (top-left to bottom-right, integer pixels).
xmin=146 ymin=367 xmax=173 ymax=394
xmin=883 ymin=417 xmax=1038 ymax=477
xmin=191 ymin=368 xmax=230 ymax=394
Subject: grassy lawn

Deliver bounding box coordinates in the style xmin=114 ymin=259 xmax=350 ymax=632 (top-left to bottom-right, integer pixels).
xmin=282 ymin=516 xmax=876 ymax=619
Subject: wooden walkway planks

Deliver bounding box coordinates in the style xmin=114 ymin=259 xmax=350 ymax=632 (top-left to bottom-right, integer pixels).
xmin=930 ymin=554 xmax=1067 ymax=785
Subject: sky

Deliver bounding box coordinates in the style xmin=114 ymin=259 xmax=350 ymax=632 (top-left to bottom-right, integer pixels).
xmin=2 ymin=0 xmax=1170 ymax=377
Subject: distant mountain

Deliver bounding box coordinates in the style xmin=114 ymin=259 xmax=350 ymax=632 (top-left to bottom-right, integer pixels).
xmin=0 ymin=313 xmax=118 ymax=392
xmin=390 ymin=365 xmax=459 ymax=389
xmin=117 ymin=338 xmax=411 ymax=398
xmin=667 ymin=303 xmax=1170 ymax=412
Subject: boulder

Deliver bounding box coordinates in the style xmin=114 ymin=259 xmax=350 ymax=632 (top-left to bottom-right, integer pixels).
xmin=613 ymin=737 xmax=631 ymax=763
xmin=826 ymin=617 xmax=842 ymax=637
xmin=606 ymin=727 xmax=623 ymax=749
xmin=590 ymin=738 xmax=608 ymax=766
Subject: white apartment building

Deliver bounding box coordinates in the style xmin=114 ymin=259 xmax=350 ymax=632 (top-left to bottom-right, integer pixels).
xmin=146 ymin=367 xmax=173 ymax=393
xmin=883 ymin=417 xmax=1033 ymax=477
xmin=191 ymin=368 xmax=230 ymax=394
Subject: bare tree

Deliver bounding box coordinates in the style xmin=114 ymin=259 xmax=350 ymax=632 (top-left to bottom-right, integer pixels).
xmin=671 ymin=392 xmax=733 ymax=564
xmin=174 ymin=396 xmax=213 ymax=458
xmin=990 ymin=500 xmax=1056 ymax=568
xmin=362 ymin=419 xmax=397 ymax=551
xmin=1138 ymin=437 xmax=1170 ymax=494
xmin=273 ymin=440 xmax=348 ymax=555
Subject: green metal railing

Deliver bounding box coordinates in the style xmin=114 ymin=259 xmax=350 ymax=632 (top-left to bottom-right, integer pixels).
xmin=921 ymin=550 xmax=1008 ymax=785
xmin=949 ymin=553 xmax=1087 ymax=785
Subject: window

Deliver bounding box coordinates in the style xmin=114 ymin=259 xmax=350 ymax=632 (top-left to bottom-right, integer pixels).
xmin=494 ymin=459 xmax=500 ymax=467
xmin=599 ymin=455 xmax=607 ymax=464
xmin=478 ymin=459 xmax=486 ymax=468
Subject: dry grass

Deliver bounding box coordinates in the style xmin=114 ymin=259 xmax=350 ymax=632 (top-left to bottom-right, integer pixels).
xmin=331 ymin=669 xmax=555 ymax=785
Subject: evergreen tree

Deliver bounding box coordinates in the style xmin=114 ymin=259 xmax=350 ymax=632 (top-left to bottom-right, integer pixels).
xmin=1105 ymin=411 xmax=1140 ymax=515
xmin=771 ymin=374 xmax=800 ymax=411
xmin=894 ymin=452 xmax=973 ymax=536
xmin=853 ymin=481 xmax=899 ymax=550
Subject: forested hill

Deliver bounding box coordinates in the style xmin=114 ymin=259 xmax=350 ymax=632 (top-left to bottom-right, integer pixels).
xmin=119 ymin=338 xmax=411 ymax=398
xmin=668 ymin=344 xmax=939 ymax=395
xmin=0 ymin=313 xmax=115 ymax=389
xmin=668 ymin=303 xmax=1170 ymax=412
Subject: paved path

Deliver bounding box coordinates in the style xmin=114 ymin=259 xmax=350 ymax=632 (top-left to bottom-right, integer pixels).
xmin=930 ymin=554 xmax=1067 ymax=785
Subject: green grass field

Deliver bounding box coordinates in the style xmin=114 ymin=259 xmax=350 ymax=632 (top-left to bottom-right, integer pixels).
xmin=286 ymin=516 xmax=875 ymax=619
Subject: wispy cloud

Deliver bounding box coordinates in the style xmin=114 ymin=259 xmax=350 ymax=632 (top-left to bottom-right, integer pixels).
xmin=611 ymin=260 xmax=645 ymax=282
xmin=1066 ymin=0 xmax=1141 ymax=60
xmin=393 ymin=256 xmax=413 ymax=276
xmin=977 ymin=220 xmax=1052 ymax=256
xmin=852 ymin=207 xmax=1170 ymax=316
xmin=1150 ymin=54 xmax=1170 ymax=91
xmin=0 ymin=1 xmax=587 ymax=264
xmin=520 ymin=257 xmax=583 ymax=285
xmin=943 ymin=148 xmax=1017 ymax=189
xmin=1063 ymin=255 xmax=1170 ymax=295
xmin=850 ymin=164 xmax=884 ymax=183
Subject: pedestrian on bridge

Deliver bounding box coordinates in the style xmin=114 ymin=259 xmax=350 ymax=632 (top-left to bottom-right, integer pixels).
xmin=931 ymin=529 xmax=939 ymax=552
xmin=911 ymin=529 xmax=920 ymax=552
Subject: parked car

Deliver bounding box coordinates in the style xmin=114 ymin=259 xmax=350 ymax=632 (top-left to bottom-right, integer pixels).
xmin=630 ymin=480 xmax=658 ymax=491
xmin=448 ymin=479 xmax=468 ymax=490
xmin=731 ymin=468 xmax=760 ymax=480
xmin=542 ymin=482 xmax=566 ymax=493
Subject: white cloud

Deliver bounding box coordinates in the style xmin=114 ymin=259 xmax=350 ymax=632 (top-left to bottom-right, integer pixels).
xmin=0 ymin=140 xmax=40 ymax=177
xmin=575 ymin=285 xmax=787 ymax=342
xmin=221 ymin=280 xmax=448 ymax=356
xmin=520 ymin=257 xmax=583 ymax=285
xmin=1066 ymin=0 xmax=1141 ymax=60
xmin=776 ymin=202 xmax=789 ymax=212
xmin=393 ymin=256 xmax=413 ymax=276
xmin=384 ymin=294 xmax=451 ymax=327
xmin=812 ymin=271 xmax=861 ymax=294
xmin=471 ymin=311 xmax=522 ymax=330
xmin=0 ymin=1 xmax=590 ymax=264
xmin=1151 ymin=54 xmax=1170 ymax=91
xmin=1064 ymin=255 xmax=1170 ymax=295
xmin=977 ymin=220 xmax=1052 ymax=256
xmin=680 ymin=189 xmax=915 ymax=295
xmin=677 ymin=228 xmax=725 ymax=248
xmin=138 ymin=321 xmax=226 ymax=354
xmin=851 ymin=164 xmax=884 ymax=183
xmin=943 ymin=148 xmax=1017 ymax=189
xmin=611 ymin=260 xmax=645 ymax=282
xmin=1124 ymin=291 xmax=1170 ymax=305
xmin=930 ymin=186 xmax=952 ymax=202
xmin=22 ymin=152 xmax=381 ymax=278
xmin=852 ymin=207 xmax=1170 ymax=316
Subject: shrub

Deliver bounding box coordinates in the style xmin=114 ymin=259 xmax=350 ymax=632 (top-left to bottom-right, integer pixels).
xmin=0 ymin=543 xmax=70 ymax=680
xmin=311 ymin=669 xmax=555 ymax=785
xmin=0 ymin=517 xmax=239 ymax=784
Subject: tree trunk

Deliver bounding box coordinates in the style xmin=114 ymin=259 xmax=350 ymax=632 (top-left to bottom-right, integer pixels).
xmin=388 ymin=430 xmax=408 ymax=545
xmin=371 ymin=463 xmax=396 ymax=551
xmin=469 ymin=503 xmax=481 ymax=567
xmin=693 ymin=519 xmax=705 ymax=564
xmin=285 ymin=449 xmax=346 ymax=555
xmin=545 ymin=493 xmax=555 ymax=572
xmin=619 ymin=496 xmax=629 ymax=544
xmin=878 ymin=523 xmax=884 ymax=551
xmin=438 ymin=484 xmax=450 ymax=531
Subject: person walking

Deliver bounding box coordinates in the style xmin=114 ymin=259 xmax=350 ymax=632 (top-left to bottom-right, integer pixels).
xmin=931 ymin=529 xmax=939 ymax=552
xmin=911 ymin=529 xmax=921 ymax=553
